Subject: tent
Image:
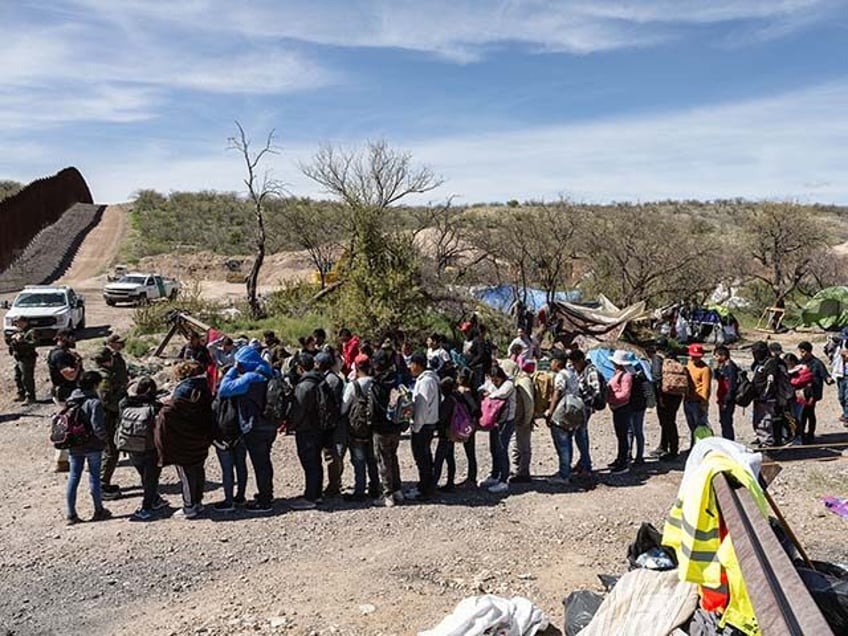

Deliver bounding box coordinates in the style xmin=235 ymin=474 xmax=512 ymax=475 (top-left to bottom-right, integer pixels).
xmin=471 ymin=285 xmax=581 ymax=315
xmin=547 ymin=295 xmax=652 ymax=343
xmin=587 ymin=347 xmax=652 ymax=382
xmin=800 ymin=286 xmax=848 ymax=330
xmin=687 ymin=306 xmax=739 ymax=344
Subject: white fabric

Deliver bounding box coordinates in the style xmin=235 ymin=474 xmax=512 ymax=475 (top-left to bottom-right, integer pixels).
xmin=682 ymin=437 xmax=762 ymax=494
xmin=555 ymin=367 xmax=580 ymax=396
xmin=579 ymin=569 xmax=698 ymax=636
xmin=488 ymin=378 xmax=517 ymax=421
xmin=831 ymin=345 xmax=845 ymax=379
xmin=419 ymin=595 xmax=549 ymax=636
xmin=412 ymin=369 xmax=441 ymax=431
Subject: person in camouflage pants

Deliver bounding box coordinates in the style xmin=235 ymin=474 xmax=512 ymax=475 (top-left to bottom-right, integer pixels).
xmin=9 ymin=317 xmax=37 ymax=403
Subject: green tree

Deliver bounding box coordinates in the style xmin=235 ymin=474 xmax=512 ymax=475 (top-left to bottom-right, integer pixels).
xmin=301 ymin=140 xmax=442 ymax=333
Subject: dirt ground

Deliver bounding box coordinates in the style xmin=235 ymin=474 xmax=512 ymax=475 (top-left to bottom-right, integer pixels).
xmin=1 ymin=212 xmax=848 ymax=635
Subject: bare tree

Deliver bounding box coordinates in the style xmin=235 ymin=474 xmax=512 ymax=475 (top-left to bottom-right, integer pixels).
xmin=228 ymin=121 xmax=284 ymax=318
xmin=744 ymin=202 xmax=829 ymax=306
xmin=274 ymin=198 xmax=344 ymax=288
xmin=413 ymin=197 xmax=477 ymax=282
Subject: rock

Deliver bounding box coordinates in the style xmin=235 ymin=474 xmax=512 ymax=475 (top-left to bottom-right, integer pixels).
xmin=359 ymin=603 xmax=377 ymax=615
xmin=269 ymin=616 xmax=288 ymax=629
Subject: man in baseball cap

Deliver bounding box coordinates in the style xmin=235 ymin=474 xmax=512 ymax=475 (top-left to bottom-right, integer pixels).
xmin=684 ymin=343 xmax=711 ymax=449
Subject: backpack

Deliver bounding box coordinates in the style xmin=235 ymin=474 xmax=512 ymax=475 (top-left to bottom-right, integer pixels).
xmin=449 ymin=396 xmax=474 ymax=443
xmin=552 ymin=393 xmax=587 ymax=431
xmin=387 ymin=385 xmax=414 ymax=426
xmin=532 ymin=371 xmax=555 ymax=416
xmin=579 ymin=364 xmax=607 ymax=412
xmin=262 ymin=372 xmax=290 ymax=423
xmin=660 ymin=357 xmax=689 ymax=396
xmin=348 ymin=380 xmax=371 ymax=440
xmin=313 ymin=376 xmax=341 ymax=432
xmin=734 ymin=370 xmax=756 ymax=408
xmin=775 ymin=366 xmax=795 ymax=409
xmin=212 ymin=396 xmax=240 ymax=448
xmin=115 ymin=402 xmax=156 ymax=452
xmin=50 ymin=403 xmax=90 ymax=449
xmin=479 ymin=396 xmax=507 ymax=430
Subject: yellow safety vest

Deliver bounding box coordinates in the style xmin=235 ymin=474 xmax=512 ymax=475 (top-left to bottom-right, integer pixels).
xmin=662 ymin=452 xmax=769 ymax=635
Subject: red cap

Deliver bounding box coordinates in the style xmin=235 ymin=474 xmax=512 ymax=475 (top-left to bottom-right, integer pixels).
xmin=459 ymin=321 xmax=473 ymax=332
xmin=688 ymin=343 xmax=705 ymax=358
xmin=354 ymin=354 xmax=371 ymax=367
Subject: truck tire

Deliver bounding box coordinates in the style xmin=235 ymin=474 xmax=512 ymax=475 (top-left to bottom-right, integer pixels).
xmin=78 ymin=311 xmax=86 ymax=330
xmin=105 ymin=298 xmax=115 ymax=307
xmin=169 ymin=288 xmax=179 ymax=300
xmin=138 ymin=293 xmax=149 ymax=306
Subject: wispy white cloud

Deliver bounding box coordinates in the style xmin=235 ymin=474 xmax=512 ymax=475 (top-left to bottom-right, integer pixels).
xmin=24 ymin=81 xmax=846 ymax=204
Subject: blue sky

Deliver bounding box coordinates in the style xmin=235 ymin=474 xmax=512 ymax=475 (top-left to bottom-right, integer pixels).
xmin=2 ymin=0 xmax=848 ymax=204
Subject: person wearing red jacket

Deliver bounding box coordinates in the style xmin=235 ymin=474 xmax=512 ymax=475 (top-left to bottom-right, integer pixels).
xmin=339 ymin=328 xmax=360 ymax=377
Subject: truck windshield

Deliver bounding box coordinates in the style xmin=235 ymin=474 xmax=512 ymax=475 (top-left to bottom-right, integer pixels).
xmin=14 ymin=292 xmax=67 ymax=308
xmin=118 ymin=276 xmax=148 ymax=285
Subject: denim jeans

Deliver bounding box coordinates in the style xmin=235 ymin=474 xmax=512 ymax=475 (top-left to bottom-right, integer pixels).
xmin=489 ymin=419 xmax=515 ymax=483
xmin=612 ymin=407 xmax=631 ymax=466
xmin=574 ymin=417 xmax=592 ymax=471
xmin=244 ymin=427 xmax=277 ymax=506
xmin=683 ymin=401 xmax=709 ymax=450
xmin=295 ymin=429 xmax=324 ymax=502
xmin=433 ymin=435 xmax=456 ymax=486
xmin=549 ymin=425 xmax=574 ymax=479
xmin=128 ymin=449 xmax=161 ymax=511
xmin=839 ymin=378 xmax=848 ymax=419
xmin=216 ymin=442 xmax=248 ymax=505
xmin=349 ymin=437 xmax=379 ymax=495
xmin=719 ymin=404 xmax=736 ymax=441
xmin=67 ymin=451 xmax=103 ymax=518
xmin=628 ymin=409 xmax=646 ymax=462
xmin=411 ymin=425 xmax=437 ymax=494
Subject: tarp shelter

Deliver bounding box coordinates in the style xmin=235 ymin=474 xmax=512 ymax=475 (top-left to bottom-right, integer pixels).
xmin=801 ymin=286 xmax=848 ymax=330
xmin=588 ymin=347 xmax=652 ymax=382
xmin=471 ymin=285 xmax=581 ymax=315
xmin=687 ymin=305 xmax=739 ymax=344
xmin=548 ymin=295 xmax=652 ymax=343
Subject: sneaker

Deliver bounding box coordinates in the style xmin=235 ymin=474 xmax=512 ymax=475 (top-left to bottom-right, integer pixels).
xmin=91 ymin=507 xmax=112 ymax=522
xmin=288 ymin=498 xmax=316 ymax=511
xmin=478 ymin=476 xmax=499 ymax=488
xmin=610 ymin=464 xmax=630 ymax=475
xmin=101 ymin=489 xmax=121 ymax=501
xmin=404 ymin=487 xmax=422 ymax=499
xmin=66 ymin=514 xmax=80 ymax=526
xmin=213 ymin=501 xmax=235 ymax=512
xmin=13 ymin=394 xmax=26 ymax=402
xmin=322 ymin=487 xmax=341 ymax=498
xmin=548 ymin=475 xmax=571 ymax=485
xmin=152 ymin=497 xmax=169 ymax=510
xmin=130 ymin=508 xmax=153 ymax=522
xmin=383 ymin=495 xmax=396 ymax=508
xmin=343 ymin=492 xmax=368 ymax=502
xmin=173 ymin=506 xmax=198 ymax=520
xmin=392 ymin=490 xmax=405 ymax=503
xmin=102 ymin=484 xmax=120 ymax=494
xmin=245 ymin=501 xmax=274 ymax=513
xmin=648 ymin=447 xmax=664 ymax=458
xmin=633 ymin=458 xmax=645 ymax=466
xmin=437 ymin=484 xmax=456 ymax=493
xmin=233 ymin=496 xmax=247 ymax=507
xmin=508 ymin=474 xmax=532 ymax=484
xmin=24 ymin=397 xmax=37 ymax=405
xmin=659 ymin=453 xmax=678 ymax=462
xmin=194 ymin=503 xmax=206 ymax=514
xmin=487 ymin=481 xmax=509 ymax=494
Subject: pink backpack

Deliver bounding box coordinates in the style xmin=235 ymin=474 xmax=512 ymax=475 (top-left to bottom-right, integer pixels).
xmin=449 ymin=399 xmax=474 ymax=443
xmin=479 ymin=396 xmax=506 ymax=430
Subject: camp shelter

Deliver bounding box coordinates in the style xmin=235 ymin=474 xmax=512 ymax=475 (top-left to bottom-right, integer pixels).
xmin=587 ymin=346 xmax=653 ymax=382
xmin=547 ymin=295 xmax=652 ymax=343
xmin=800 ymin=286 xmax=848 ymax=330
xmin=471 ymin=285 xmax=581 ymax=315
xmin=687 ymin=305 xmax=739 ymax=344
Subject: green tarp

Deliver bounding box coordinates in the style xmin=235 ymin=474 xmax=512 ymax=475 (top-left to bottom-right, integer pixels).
xmin=801 ymin=286 xmax=848 ymax=330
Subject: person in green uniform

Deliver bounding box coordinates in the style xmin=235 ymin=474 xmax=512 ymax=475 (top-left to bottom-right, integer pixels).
xmin=9 ymin=317 xmax=38 ymax=404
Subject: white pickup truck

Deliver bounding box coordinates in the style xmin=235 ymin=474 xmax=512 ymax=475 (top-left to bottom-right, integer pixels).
xmin=103 ymin=273 xmax=180 ymax=306
xmin=3 ymin=285 xmax=86 ymax=343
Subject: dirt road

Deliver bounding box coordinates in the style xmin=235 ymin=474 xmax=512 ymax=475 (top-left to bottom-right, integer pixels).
xmin=60 ymin=203 xmax=129 ymax=286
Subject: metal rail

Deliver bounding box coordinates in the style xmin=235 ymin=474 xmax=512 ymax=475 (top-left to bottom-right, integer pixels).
xmin=713 ymin=475 xmax=832 ymax=635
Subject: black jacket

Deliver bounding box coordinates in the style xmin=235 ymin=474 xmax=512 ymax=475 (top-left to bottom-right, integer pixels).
xmin=291 ymin=371 xmax=323 ymax=433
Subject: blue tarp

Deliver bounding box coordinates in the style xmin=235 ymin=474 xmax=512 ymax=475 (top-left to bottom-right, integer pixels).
xmin=588 ymin=348 xmax=653 ymax=382
xmin=472 ymin=285 xmax=582 ymax=314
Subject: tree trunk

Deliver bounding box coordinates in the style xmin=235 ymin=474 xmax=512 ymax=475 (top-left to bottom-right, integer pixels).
xmin=247 ymin=208 xmax=266 ymax=318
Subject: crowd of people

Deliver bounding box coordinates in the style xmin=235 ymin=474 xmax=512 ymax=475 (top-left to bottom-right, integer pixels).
xmin=6 ymin=315 xmax=848 ymax=526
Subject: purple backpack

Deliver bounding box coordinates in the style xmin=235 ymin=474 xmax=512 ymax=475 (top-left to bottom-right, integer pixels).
xmin=479 ymin=396 xmax=506 ymax=430
xmin=449 ymin=399 xmax=474 ymax=443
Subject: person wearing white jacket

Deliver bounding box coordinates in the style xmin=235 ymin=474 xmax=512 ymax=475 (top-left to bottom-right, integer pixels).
xmin=409 ymin=353 xmax=441 ymax=500
xmin=480 ymin=365 xmax=516 ymax=494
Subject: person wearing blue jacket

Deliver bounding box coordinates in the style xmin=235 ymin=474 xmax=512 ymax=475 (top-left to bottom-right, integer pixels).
xmin=218 ymin=346 xmax=277 ymax=513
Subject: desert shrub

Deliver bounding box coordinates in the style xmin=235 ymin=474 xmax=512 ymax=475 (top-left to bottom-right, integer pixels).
xmin=132 ymin=281 xmax=225 ymax=335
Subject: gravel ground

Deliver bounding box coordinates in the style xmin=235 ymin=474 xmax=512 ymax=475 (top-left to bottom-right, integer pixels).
xmin=1 ymin=325 xmax=848 ymax=635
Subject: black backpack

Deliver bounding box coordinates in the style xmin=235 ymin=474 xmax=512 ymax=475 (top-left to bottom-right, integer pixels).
xmin=303 ymin=375 xmax=341 ymax=432
xmin=348 ymin=380 xmax=371 ymax=440
xmin=213 ymin=396 xmax=241 ymax=447
xmin=262 ymin=372 xmax=291 ymax=424
xmin=734 ymin=370 xmax=756 ymax=408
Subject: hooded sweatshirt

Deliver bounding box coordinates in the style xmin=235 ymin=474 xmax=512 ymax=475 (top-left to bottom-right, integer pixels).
xmin=218 ymin=345 xmax=275 ymax=434
xmin=411 ymin=369 xmax=441 ymax=432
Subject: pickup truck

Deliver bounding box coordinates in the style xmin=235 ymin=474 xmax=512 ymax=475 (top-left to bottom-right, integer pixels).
xmin=3 ymin=285 xmax=86 ymax=344
xmin=103 ymin=273 xmax=180 ymax=306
